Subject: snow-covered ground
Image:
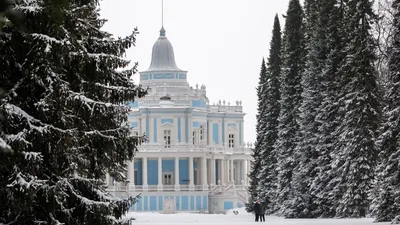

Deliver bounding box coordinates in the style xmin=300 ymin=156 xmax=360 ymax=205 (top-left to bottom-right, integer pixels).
xmin=127 ymin=208 xmax=391 ymax=225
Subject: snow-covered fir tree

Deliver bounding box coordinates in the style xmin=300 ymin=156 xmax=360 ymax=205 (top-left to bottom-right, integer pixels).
xmin=0 ymin=0 xmax=146 ymax=224
xmin=374 ymin=0 xmax=400 ymax=222
xmin=289 ymin=0 xmax=324 ymax=218
xmin=274 ymin=0 xmax=305 ymax=216
xmin=256 ymin=14 xmax=282 ymax=215
xmin=332 ymin=0 xmax=381 ymax=218
xmin=310 ymin=0 xmax=347 ymax=218
xmin=246 ymin=59 xmax=268 ymax=212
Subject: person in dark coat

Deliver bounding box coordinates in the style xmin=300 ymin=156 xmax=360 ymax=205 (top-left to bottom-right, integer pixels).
xmin=260 ymin=203 xmax=266 ymax=222
xmin=253 ymin=200 xmax=262 ymax=222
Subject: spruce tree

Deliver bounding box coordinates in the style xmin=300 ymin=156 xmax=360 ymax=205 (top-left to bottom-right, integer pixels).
xmin=311 ymin=0 xmax=347 ymax=218
xmin=274 ymin=0 xmax=305 ymax=216
xmin=246 ymin=59 xmax=268 ymax=212
xmin=374 ymin=0 xmax=400 ymax=222
xmin=257 ymin=14 xmax=282 ymax=215
xmin=0 ymin=1 xmax=146 ymax=224
xmin=333 ymin=0 xmax=381 ymax=218
xmin=289 ymin=0 xmax=324 ymax=218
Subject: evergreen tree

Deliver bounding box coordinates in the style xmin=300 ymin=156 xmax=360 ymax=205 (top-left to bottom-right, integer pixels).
xmin=246 ymin=59 xmax=268 ymax=212
xmin=274 ymin=0 xmax=305 ymax=216
xmin=0 ymin=0 xmax=23 ymax=29
xmin=333 ymin=0 xmax=381 ymax=218
xmin=257 ymin=14 xmax=282 ymax=215
xmin=0 ymin=1 xmax=146 ymax=224
xmin=311 ymin=0 xmax=347 ymax=218
xmin=374 ymin=0 xmax=400 ymax=222
xmin=289 ymin=0 xmax=324 ymax=218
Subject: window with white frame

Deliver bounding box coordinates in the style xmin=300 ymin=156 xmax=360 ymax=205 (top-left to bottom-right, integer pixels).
xmin=164 ymin=130 xmax=171 ymax=148
xmin=229 ymin=134 xmax=235 ymax=148
xmin=163 ymin=172 xmax=173 ymax=185
xmin=193 ymin=131 xmax=197 ymax=144
xmin=200 ymin=125 xmax=204 ymax=141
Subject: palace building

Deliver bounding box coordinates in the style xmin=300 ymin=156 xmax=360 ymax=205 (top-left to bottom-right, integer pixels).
xmin=106 ymin=26 xmax=252 ymax=214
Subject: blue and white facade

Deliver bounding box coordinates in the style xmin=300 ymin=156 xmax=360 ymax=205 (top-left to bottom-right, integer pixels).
xmin=106 ymin=26 xmax=252 ymax=214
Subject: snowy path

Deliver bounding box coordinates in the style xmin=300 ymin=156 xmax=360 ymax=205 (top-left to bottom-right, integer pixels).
xmin=128 ymin=208 xmax=391 ymax=225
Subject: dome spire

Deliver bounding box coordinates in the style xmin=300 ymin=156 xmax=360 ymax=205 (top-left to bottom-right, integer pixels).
xmin=160 ymin=0 xmax=166 ymax=36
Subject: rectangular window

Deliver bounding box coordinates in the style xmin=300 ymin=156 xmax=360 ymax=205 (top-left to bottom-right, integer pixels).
xmin=193 ymin=131 xmax=197 ymax=144
xmin=164 ymin=130 xmax=171 ymax=148
xmin=163 ymin=172 xmax=173 ymax=185
xmin=229 ymin=134 xmax=234 ymax=148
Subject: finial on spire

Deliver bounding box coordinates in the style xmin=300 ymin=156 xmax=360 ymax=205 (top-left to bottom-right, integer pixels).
xmin=160 ymin=26 xmax=166 ymax=36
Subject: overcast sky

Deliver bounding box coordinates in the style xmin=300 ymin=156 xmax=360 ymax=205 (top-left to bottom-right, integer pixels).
xmin=100 ymin=0 xmax=291 ymax=144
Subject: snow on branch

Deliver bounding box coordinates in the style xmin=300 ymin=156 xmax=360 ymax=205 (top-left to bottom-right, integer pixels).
xmin=3 ymin=103 xmax=76 ymax=136
xmin=4 ymin=131 xmax=32 ymax=147
xmin=70 ymin=51 xmax=125 ymax=62
xmin=15 ymin=0 xmax=43 ymax=14
xmin=84 ymin=130 xmax=117 ymax=140
xmin=0 ymin=137 xmax=12 ymax=152
xmin=69 ymin=91 xmax=120 ymax=109
xmin=62 ymin=178 xmax=111 ymax=207
xmin=93 ymin=82 xmax=137 ymax=92
xmin=22 ymin=151 xmax=43 ymax=162
xmin=31 ymin=33 xmax=70 ymax=52
xmin=49 ymin=213 xmax=65 ymax=225
xmin=7 ymin=170 xmax=44 ymax=192
xmin=31 ymin=33 xmax=69 ymax=46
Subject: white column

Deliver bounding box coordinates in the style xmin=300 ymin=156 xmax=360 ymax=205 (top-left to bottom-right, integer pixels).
xmin=230 ymin=160 xmax=234 ymax=184
xmin=226 ymin=159 xmax=230 ymax=183
xmin=143 ymin=157 xmax=148 ymax=190
xmin=235 ymin=161 xmax=239 ymax=185
xmin=247 ymin=160 xmax=251 ymax=185
xmin=202 ymin=157 xmax=208 ymax=190
xmin=158 ymin=157 xmax=163 ymax=191
xmin=210 ymin=158 xmax=216 ymax=186
xmin=189 ymin=157 xmax=194 ymax=190
xmin=220 ymin=159 xmax=225 ymax=185
xmin=127 ymin=160 xmax=135 ymax=189
xmin=243 ymin=159 xmax=248 ymax=185
xmin=175 ymin=157 xmax=180 ymax=191
xmin=238 ymin=161 xmax=242 ymax=185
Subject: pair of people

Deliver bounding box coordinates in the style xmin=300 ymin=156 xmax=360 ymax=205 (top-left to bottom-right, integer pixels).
xmin=253 ymin=200 xmax=265 ymax=222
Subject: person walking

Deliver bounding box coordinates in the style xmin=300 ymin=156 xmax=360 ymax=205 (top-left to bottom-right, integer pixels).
xmin=254 ymin=200 xmax=262 ymax=222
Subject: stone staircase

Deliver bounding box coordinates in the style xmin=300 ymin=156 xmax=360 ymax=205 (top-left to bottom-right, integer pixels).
xmin=208 ymin=183 xmax=248 ymax=213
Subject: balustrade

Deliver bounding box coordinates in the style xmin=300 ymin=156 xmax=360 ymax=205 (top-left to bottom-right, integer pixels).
xmin=106 ymin=183 xmax=248 ymax=193
xmin=136 ymin=143 xmax=252 ymax=154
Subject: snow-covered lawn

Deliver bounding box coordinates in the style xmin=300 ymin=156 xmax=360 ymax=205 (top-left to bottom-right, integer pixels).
xmin=128 ymin=208 xmax=391 ymax=225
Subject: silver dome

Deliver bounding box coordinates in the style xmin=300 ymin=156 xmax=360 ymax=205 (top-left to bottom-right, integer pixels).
xmin=145 ymin=27 xmax=183 ymax=72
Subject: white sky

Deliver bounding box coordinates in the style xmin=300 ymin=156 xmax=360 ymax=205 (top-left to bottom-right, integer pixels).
xmin=100 ymin=0 xmax=291 ymax=144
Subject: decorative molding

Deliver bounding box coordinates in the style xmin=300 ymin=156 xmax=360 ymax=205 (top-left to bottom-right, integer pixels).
xmin=161 ymin=119 xmax=174 ymax=124
xmin=160 ymin=122 xmax=174 ymax=128
xmin=153 ymin=73 xmax=175 ymax=79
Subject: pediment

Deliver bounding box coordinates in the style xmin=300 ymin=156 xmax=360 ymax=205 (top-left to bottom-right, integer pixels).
xmin=227 ymin=125 xmax=237 ymax=131
xmin=161 ymin=122 xmax=174 ymax=128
